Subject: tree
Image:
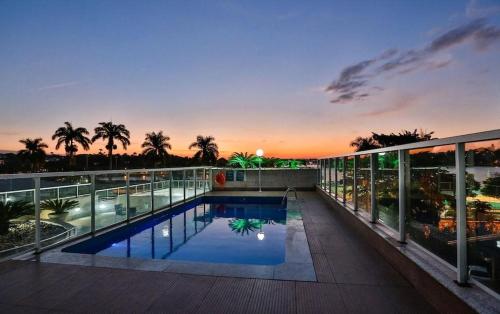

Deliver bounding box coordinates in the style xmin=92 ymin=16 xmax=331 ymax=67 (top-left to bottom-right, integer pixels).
xmin=142 ymin=131 xmax=172 ymax=167
xmin=92 ymin=122 xmax=131 ymax=170
xmin=52 ymin=122 xmax=91 ymax=168
xmin=189 ymin=135 xmax=219 ymax=165
xmin=0 ymin=200 xmax=34 ymax=235
xmin=41 ymin=199 xmax=79 ymax=215
xmin=480 ymin=176 xmax=500 ymax=198
xmin=350 ymin=129 xmax=435 ymax=152
xmin=228 ymin=152 xmax=258 ymax=168
xmin=372 ymin=129 xmax=434 ymax=147
xmin=17 ymin=138 xmax=48 ymax=172
xmin=350 ymin=136 xmax=380 ymax=152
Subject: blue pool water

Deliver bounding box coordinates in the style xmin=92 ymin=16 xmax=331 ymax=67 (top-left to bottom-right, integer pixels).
xmin=64 ymin=196 xmax=294 ymax=265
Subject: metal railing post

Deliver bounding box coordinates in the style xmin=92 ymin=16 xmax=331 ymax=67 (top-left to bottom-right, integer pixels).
xmin=150 ymin=171 xmax=155 ymax=213
xmin=328 ymin=159 xmax=332 ymax=195
xmin=126 ymin=172 xmax=130 ymax=221
xmin=342 ymin=157 xmax=346 ymax=204
xmin=34 ymin=177 xmax=41 ymax=253
xmin=456 ymin=142 xmax=468 ymax=285
xmin=398 ymin=150 xmax=407 ymax=243
xmin=183 ymin=170 xmax=186 ymax=202
xmin=194 ymin=169 xmax=197 ymax=198
xmin=353 ymin=156 xmax=358 ymax=211
xmin=370 ymin=153 xmax=378 ymax=223
xmin=334 ymin=158 xmax=338 ymax=199
xmin=169 ymin=171 xmax=173 ymax=207
xmin=203 ymin=168 xmax=206 ymax=194
xmin=90 ymin=174 xmax=96 ymax=233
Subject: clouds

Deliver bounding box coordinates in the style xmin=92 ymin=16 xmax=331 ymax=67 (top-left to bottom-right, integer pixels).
xmin=326 ymin=18 xmax=500 ymax=104
xmin=37 ymin=81 xmax=80 ymax=91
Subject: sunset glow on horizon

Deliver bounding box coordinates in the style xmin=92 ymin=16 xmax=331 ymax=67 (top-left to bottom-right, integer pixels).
xmin=1 ymin=0 xmax=500 ymax=159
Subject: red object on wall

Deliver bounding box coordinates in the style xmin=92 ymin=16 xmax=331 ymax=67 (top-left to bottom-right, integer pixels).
xmin=215 ymin=171 xmax=226 ymax=186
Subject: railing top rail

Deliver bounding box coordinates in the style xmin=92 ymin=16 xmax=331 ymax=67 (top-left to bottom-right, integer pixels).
xmin=0 ymin=166 xmax=213 ymax=180
xmin=319 ymin=129 xmax=500 ymax=159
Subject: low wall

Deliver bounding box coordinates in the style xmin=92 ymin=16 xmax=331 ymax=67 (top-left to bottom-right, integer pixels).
xmin=211 ymin=168 xmax=318 ymax=191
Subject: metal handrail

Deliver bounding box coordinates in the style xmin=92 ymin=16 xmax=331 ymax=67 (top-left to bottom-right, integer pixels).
xmin=282 ymin=187 xmax=298 ymax=203
xmin=0 ymin=166 xmax=211 ymax=180
xmin=319 ymin=129 xmax=500 ymax=159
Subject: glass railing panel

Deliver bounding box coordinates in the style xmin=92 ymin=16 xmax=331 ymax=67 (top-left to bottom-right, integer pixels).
xmin=329 ymin=159 xmax=336 ymax=196
xmin=337 ymin=158 xmax=345 ymax=202
xmin=345 ymin=157 xmax=354 ymax=206
xmin=128 ymin=172 xmax=151 ymax=218
xmin=407 ymin=145 xmax=457 ymax=266
xmin=465 ymin=139 xmax=500 ymax=293
xmin=376 ymin=152 xmax=399 ymax=230
xmin=0 ymin=178 xmax=35 ymax=258
xmin=95 ymin=173 xmax=127 ymax=230
xmin=40 ymin=176 xmax=91 ymax=245
xmin=185 ymin=169 xmax=196 ymax=199
xmin=196 ymin=169 xmax=205 ymax=195
xmin=154 ymin=171 xmax=171 ymax=210
xmin=357 ymin=154 xmax=372 ymax=214
xmin=171 ymin=170 xmax=184 ymax=205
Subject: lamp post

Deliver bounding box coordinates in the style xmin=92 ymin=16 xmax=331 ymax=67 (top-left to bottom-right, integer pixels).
xmin=256 ymin=149 xmax=264 ymax=192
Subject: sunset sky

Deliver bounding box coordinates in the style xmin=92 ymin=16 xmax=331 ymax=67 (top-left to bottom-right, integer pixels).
xmin=1 ymin=0 xmax=499 ymax=158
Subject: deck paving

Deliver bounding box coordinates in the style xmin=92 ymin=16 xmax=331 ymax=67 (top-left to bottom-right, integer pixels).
xmin=0 ymin=191 xmax=436 ymax=313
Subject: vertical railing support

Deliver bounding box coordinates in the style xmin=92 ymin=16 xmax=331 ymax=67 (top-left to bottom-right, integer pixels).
xmin=342 ymin=157 xmax=347 ymax=204
xmin=183 ymin=170 xmax=186 ymax=202
xmin=150 ymin=171 xmax=155 ymax=213
xmin=194 ymin=169 xmax=197 ymax=198
xmin=398 ymin=150 xmax=407 ymax=243
xmin=328 ymin=159 xmax=332 ymax=195
xmin=370 ymin=153 xmax=378 ymax=223
xmin=203 ymin=168 xmax=206 ymax=194
xmin=353 ymin=156 xmax=359 ymax=211
xmin=334 ymin=158 xmax=338 ymax=199
xmin=125 ymin=172 xmax=130 ymax=221
xmin=456 ymin=142 xmax=468 ymax=285
xmin=34 ymin=177 xmax=41 ymax=253
xmin=90 ymin=174 xmax=96 ymax=233
xmin=169 ymin=171 xmax=173 ymax=207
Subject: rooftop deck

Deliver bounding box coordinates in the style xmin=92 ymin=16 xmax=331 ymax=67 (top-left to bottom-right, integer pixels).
xmin=0 ymin=191 xmax=436 ymax=313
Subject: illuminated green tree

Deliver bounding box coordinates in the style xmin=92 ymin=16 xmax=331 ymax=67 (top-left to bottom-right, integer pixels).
xmin=228 ymin=152 xmax=258 ymax=168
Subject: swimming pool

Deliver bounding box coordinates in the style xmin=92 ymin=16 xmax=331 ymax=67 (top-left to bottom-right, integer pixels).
xmin=63 ymin=196 xmax=297 ymax=265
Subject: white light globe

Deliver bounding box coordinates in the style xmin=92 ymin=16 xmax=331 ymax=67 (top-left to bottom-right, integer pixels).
xmin=257 ymin=231 xmax=265 ymax=241
xmin=256 ymin=149 xmax=264 ymax=157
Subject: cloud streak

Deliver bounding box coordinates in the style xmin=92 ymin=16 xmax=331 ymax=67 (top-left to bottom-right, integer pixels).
xmin=326 ymin=18 xmax=500 ymax=104
xmin=37 ymin=81 xmax=80 ymax=91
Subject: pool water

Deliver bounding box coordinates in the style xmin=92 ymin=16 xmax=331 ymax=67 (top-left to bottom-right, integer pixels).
xmin=64 ymin=197 xmax=294 ymax=265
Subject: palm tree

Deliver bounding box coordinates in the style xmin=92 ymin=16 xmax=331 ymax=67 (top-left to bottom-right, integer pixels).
xmin=92 ymin=122 xmax=131 ymax=169
xmin=0 ymin=200 xmax=34 ymax=235
xmin=350 ymin=136 xmax=380 ymax=152
xmin=228 ymin=152 xmax=258 ymax=168
xmin=17 ymin=138 xmax=48 ymax=172
xmin=41 ymin=199 xmax=79 ymax=215
xmin=52 ymin=122 xmax=91 ymax=168
xmin=189 ymin=135 xmax=219 ymax=165
xmin=142 ymin=131 xmax=172 ymax=167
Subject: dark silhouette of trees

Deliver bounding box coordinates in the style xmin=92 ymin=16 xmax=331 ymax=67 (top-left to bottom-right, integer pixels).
xmin=17 ymin=138 xmax=48 ymax=172
xmin=52 ymin=122 xmax=91 ymax=168
xmin=92 ymin=122 xmax=131 ymax=170
xmin=351 ymin=129 xmax=435 ymax=152
xmin=189 ymin=135 xmax=219 ymax=165
xmin=142 ymin=131 xmax=172 ymax=167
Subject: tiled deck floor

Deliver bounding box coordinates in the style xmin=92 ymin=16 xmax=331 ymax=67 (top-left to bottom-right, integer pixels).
xmin=0 ymin=192 xmax=436 ymax=313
